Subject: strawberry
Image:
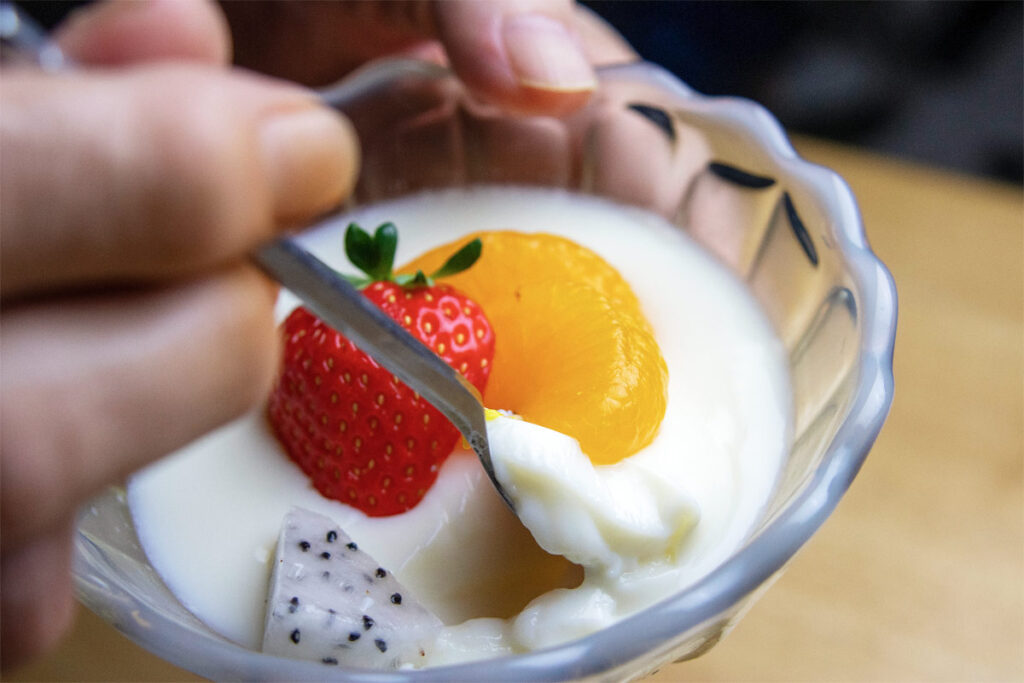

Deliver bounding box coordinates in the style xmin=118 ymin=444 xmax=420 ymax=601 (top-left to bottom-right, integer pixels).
xmin=267 ymin=222 xmax=494 ymax=516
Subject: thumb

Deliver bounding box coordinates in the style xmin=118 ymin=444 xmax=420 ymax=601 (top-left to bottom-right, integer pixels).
xmin=223 ymin=0 xmax=597 ymax=117
xmin=432 ymin=0 xmax=597 ymax=115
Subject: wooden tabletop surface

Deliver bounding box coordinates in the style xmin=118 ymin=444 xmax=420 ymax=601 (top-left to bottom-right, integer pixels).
xmin=9 ymin=139 xmax=1023 ymax=682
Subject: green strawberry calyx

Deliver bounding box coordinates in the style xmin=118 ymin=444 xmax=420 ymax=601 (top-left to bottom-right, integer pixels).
xmin=342 ymin=222 xmax=481 ymax=289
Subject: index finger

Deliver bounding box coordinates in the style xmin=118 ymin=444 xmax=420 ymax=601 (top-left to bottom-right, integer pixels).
xmin=0 ymin=64 xmax=358 ymax=299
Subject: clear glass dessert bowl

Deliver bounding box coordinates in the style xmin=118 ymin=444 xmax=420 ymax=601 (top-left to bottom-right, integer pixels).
xmin=73 ymin=58 xmax=897 ymax=682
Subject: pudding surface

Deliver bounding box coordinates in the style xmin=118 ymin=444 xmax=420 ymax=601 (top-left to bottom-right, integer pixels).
xmin=128 ymin=186 xmax=791 ymax=661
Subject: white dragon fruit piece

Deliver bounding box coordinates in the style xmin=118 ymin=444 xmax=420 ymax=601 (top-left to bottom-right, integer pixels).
xmin=262 ymin=507 xmax=442 ymax=669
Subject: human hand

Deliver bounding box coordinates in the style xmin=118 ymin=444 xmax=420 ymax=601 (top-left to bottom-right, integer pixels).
xmin=0 ymin=0 xmax=634 ymax=671
xmin=0 ymin=0 xmax=358 ymax=669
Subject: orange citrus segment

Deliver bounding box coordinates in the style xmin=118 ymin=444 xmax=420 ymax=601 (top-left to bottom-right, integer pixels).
xmin=400 ymin=231 xmax=667 ymax=465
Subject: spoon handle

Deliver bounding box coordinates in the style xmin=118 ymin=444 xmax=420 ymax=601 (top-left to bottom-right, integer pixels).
xmin=0 ymin=1 xmax=512 ymax=511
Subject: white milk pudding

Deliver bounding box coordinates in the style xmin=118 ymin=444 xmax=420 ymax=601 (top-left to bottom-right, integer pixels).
xmin=127 ymin=186 xmax=791 ymax=665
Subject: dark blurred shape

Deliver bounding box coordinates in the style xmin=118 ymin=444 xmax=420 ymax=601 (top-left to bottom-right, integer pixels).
xmin=18 ymin=1 xmax=89 ymax=29
xmin=584 ymin=1 xmax=1023 ymax=184
xmin=16 ymin=1 xmax=1024 ymax=183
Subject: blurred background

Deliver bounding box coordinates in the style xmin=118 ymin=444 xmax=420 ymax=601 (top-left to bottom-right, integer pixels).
xmin=21 ymin=0 xmax=1024 ymax=184
xmin=582 ymin=1 xmax=1023 ymax=184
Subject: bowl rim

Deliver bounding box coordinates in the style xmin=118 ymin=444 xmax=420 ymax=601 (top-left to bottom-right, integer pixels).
xmin=74 ymin=58 xmax=898 ymax=682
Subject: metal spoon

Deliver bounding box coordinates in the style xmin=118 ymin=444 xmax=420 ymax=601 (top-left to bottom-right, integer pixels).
xmin=0 ymin=2 xmax=512 ymax=510
xmin=252 ymin=241 xmax=511 ymax=510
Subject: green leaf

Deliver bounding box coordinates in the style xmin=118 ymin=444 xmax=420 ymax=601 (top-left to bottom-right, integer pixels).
xmin=372 ymin=223 xmax=398 ymax=280
xmin=430 ymin=238 xmax=482 ymax=280
xmin=344 ymin=223 xmax=379 ymax=278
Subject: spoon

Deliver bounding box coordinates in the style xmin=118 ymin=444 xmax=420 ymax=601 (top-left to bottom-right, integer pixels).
xmin=251 ymin=241 xmax=511 ymax=510
xmin=0 ymin=2 xmax=513 ymax=511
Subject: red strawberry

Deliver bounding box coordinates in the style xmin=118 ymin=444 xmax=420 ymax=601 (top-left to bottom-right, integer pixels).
xmin=267 ymin=222 xmax=494 ymax=516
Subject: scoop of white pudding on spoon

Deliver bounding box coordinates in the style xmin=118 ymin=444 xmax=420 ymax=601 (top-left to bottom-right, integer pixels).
xmin=486 ymin=412 xmax=698 ymax=577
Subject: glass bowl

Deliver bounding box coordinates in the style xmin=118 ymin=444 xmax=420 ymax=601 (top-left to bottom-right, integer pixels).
xmin=73 ymin=58 xmax=897 ymax=681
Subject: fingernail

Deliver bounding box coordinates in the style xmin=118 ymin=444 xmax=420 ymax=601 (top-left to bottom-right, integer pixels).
xmin=261 ymin=106 xmax=359 ymax=222
xmin=502 ymin=14 xmax=597 ymax=92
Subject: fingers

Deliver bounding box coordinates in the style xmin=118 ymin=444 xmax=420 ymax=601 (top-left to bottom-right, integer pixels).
xmin=0 ymin=523 xmax=75 ymax=673
xmin=0 ymin=65 xmax=358 ymax=298
xmin=55 ymin=0 xmax=232 ymax=66
xmin=0 ymin=266 xmax=279 ymax=552
xmin=432 ymin=0 xmax=597 ymax=115
xmin=223 ymin=1 xmax=601 ymax=116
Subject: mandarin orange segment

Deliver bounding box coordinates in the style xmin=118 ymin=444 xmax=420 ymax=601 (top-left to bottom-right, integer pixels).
xmin=400 ymin=231 xmax=667 ymax=465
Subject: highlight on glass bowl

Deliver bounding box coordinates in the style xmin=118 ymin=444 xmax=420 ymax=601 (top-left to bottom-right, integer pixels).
xmin=74 ymin=58 xmax=897 ymax=682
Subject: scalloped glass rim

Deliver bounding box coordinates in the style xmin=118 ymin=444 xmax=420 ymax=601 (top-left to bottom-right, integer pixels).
xmin=73 ymin=59 xmax=897 ymax=682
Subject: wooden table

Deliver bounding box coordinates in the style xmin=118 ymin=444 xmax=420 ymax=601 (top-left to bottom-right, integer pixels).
xmin=9 ymin=139 xmax=1023 ymax=682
